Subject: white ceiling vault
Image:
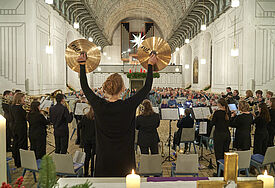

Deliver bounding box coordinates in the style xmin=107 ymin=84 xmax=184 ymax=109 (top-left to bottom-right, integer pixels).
xmin=85 ymin=0 xmax=194 ymax=42
xmin=55 ymin=0 xmax=230 ymax=51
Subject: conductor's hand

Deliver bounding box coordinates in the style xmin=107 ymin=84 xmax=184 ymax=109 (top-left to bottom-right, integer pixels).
xmin=77 ymin=52 xmax=87 ymax=63
xmin=148 ymin=54 xmax=158 ymax=66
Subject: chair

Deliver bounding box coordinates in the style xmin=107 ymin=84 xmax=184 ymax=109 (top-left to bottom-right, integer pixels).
xmin=171 ymin=154 xmax=199 ymax=177
xmin=52 ymin=153 xmax=84 ymax=177
xmin=19 ymin=149 xmax=41 ymax=182
xmin=180 ymin=127 xmax=197 ymax=153
xmin=200 ymin=126 xmax=215 ymax=153
xmin=138 ymin=154 xmax=162 ymax=177
xmin=6 ymin=157 xmax=12 ymax=183
xmin=217 ymin=150 xmax=252 ymax=177
xmin=70 ymin=118 xmax=77 ymax=140
xmin=250 ymin=146 xmax=275 ymax=174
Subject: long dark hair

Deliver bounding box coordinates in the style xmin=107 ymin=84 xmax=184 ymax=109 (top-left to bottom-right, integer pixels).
xmin=141 ymin=99 xmax=154 ymax=116
xmin=85 ymin=105 xmax=95 ymax=120
xmin=258 ymin=103 xmax=271 ymax=123
xmin=27 ymin=101 xmax=40 ymax=119
xmin=218 ymin=98 xmax=229 ymax=120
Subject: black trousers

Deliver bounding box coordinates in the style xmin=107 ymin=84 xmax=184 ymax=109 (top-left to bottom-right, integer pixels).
xmin=84 ymin=143 xmax=96 ymax=176
xmin=30 ymin=136 xmax=46 ymax=159
xmin=54 ymin=135 xmax=68 ymax=154
xmin=253 ymin=132 xmax=268 ymax=155
xmin=267 ymin=127 xmax=274 ymax=147
xmin=13 ymin=131 xmax=28 ymax=168
xmin=140 ymin=143 xmax=159 ymax=154
xmin=6 ymin=121 xmax=12 ymax=151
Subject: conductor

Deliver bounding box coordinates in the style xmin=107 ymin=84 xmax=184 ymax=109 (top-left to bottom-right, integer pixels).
xmin=78 ymin=52 xmax=157 ymax=177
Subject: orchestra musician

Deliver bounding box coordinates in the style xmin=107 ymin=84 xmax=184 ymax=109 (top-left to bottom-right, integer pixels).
xmin=78 ymin=52 xmax=157 ymax=177
xmin=2 ymin=90 xmax=13 ymax=152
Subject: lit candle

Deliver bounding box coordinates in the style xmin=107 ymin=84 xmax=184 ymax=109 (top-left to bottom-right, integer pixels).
xmin=126 ymin=169 xmax=140 ymax=188
xmin=257 ymin=170 xmax=274 ymax=188
xmin=0 ymin=115 xmax=7 ymax=183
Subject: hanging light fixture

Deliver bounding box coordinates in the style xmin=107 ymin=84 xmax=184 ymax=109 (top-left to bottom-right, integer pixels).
xmin=231 ymin=0 xmax=240 ymax=8
xmin=200 ymin=58 xmax=206 ymax=64
xmin=74 ymin=22 xmax=79 ymax=29
xmin=185 ymin=64 xmax=190 ymax=69
xmin=127 ymin=48 xmax=131 ymax=52
xmin=175 ymin=68 xmax=180 ymax=72
xmin=201 ymin=0 xmax=207 ymax=31
xmin=88 ymin=37 xmax=93 ymax=42
xmin=46 ymin=15 xmax=53 ymax=54
xmin=107 ymin=56 xmax=111 ymax=60
xmin=231 ymin=14 xmax=239 ymax=57
xmin=97 ymin=46 xmax=102 ymax=50
xmin=45 ymin=0 xmax=53 ymax=4
xmin=185 ymin=39 xmax=190 ymax=44
xmin=201 ymin=35 xmax=206 ymax=64
xmin=103 ymin=52 xmax=107 ymax=56
xmin=176 ymin=47 xmax=180 ymax=52
xmin=97 ymin=67 xmax=102 ymax=71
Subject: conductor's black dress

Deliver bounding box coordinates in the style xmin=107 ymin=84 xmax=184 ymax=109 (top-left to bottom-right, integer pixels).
xmin=80 ymin=64 xmax=153 ymax=177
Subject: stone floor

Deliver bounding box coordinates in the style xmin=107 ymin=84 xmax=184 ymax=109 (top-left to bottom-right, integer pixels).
xmin=6 ymin=120 xmax=275 ymax=187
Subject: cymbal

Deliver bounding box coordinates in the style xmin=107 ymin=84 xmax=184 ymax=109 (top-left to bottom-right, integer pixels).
xmin=65 ymin=39 xmax=101 ymax=73
xmin=137 ymin=37 xmax=171 ymax=71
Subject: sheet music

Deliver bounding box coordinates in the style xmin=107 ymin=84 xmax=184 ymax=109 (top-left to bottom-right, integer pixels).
xmin=74 ymin=103 xmax=89 ymax=115
xmin=40 ymin=100 xmax=52 ymax=110
xmin=192 ymin=108 xmax=204 ymax=119
xmin=201 ymin=107 xmax=211 ymax=119
xmin=152 ymin=107 xmax=160 ymax=114
xmin=161 ymin=108 xmax=179 ymax=120
xmin=199 ymin=122 xmax=207 ymax=134
xmin=178 ymin=107 xmax=185 ymax=116
xmin=211 ymin=106 xmax=218 ymax=112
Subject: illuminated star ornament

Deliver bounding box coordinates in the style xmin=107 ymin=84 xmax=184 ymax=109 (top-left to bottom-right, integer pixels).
xmin=130 ymin=33 xmax=145 ymax=48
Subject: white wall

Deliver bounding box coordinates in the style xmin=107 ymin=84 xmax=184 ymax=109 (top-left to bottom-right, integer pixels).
xmin=174 ymin=0 xmax=275 ymax=94
xmin=0 ymin=0 xmax=90 ymax=94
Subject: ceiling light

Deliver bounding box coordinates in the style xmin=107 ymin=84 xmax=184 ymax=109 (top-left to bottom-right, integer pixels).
xmin=45 ymin=0 xmax=53 ymax=4
xmin=46 ymin=45 xmax=53 ymax=54
xmin=103 ymin=52 xmax=107 ymax=56
xmin=175 ymin=68 xmax=180 ymax=72
xmin=231 ymin=48 xmax=239 ymax=57
xmin=201 ymin=58 xmax=206 ymax=64
xmin=97 ymin=46 xmax=102 ymax=50
xmin=185 ymin=39 xmax=190 ymax=44
xmin=73 ymin=22 xmax=79 ymax=29
xmin=97 ymin=67 xmax=102 ymax=71
xmin=201 ymin=24 xmax=206 ymax=31
xmin=107 ymin=56 xmax=111 ymax=60
xmin=185 ymin=64 xmax=190 ymax=69
xmin=231 ymin=0 xmax=240 ymax=7
xmin=88 ymin=37 xmax=93 ymax=42
xmin=176 ymin=47 xmax=180 ymax=52
xmin=127 ymin=48 xmax=131 ymax=52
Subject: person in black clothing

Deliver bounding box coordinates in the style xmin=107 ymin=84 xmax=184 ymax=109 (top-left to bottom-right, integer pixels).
xmin=79 ymin=105 xmax=96 ymax=177
xmin=10 ymin=93 xmax=27 ymax=168
xmin=231 ymin=101 xmax=253 ymax=150
xmin=2 ymin=90 xmax=13 ymax=152
xmin=267 ymin=98 xmax=275 ymax=146
xmin=27 ymin=101 xmax=49 ymax=159
xmin=49 ymin=94 xmax=73 ymax=154
xmin=222 ymin=87 xmax=233 ymax=98
xmin=210 ymin=98 xmax=231 ymax=176
xmin=78 ymin=52 xmax=156 ymax=177
xmin=253 ymin=103 xmax=270 ymax=155
xmin=172 ymin=108 xmax=194 ymax=152
xmin=136 ymin=99 xmax=160 ymax=154
xmin=74 ymin=97 xmax=87 ymax=145
xmin=233 ymin=90 xmax=240 ymax=101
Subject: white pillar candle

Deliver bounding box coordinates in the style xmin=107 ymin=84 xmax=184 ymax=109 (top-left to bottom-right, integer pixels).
xmin=0 ymin=115 xmax=7 ymax=183
xmin=257 ymin=170 xmax=274 ymax=188
xmin=126 ymin=169 xmax=140 ymax=188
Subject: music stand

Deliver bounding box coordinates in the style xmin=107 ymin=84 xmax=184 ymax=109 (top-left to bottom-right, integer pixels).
xmin=161 ymin=108 xmax=179 ymax=163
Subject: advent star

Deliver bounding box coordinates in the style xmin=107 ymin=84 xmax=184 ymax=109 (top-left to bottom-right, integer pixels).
xmin=130 ymin=33 xmax=145 ymax=48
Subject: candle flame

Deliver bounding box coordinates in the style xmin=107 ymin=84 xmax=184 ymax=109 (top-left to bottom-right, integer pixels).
xmin=264 ymin=170 xmax=267 ymax=176
xmin=132 ymin=169 xmax=135 ymax=174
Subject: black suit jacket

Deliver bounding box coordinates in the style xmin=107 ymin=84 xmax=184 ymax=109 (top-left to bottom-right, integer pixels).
xmin=49 ymin=103 xmax=73 ymax=137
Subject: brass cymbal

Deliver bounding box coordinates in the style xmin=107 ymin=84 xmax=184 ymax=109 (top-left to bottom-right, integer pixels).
xmin=65 ymin=39 xmax=101 ymax=73
xmin=137 ymin=37 xmax=171 ymax=71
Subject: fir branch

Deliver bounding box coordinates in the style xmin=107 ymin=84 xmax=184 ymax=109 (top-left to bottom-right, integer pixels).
xmin=39 ymin=155 xmax=57 ymax=188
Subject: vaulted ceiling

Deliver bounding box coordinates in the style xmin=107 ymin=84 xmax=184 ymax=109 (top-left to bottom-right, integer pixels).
xmin=55 ymin=0 xmax=230 ymax=51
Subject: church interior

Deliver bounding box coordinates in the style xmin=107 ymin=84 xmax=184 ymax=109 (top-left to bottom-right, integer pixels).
xmin=0 ymin=0 xmax=275 ymax=187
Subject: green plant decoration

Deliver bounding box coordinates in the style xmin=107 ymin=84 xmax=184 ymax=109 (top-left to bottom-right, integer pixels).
xmin=185 ymin=84 xmax=191 ymax=89
xmin=203 ymin=85 xmax=211 ymax=91
xmin=126 ymin=72 xmax=160 ymax=79
xmin=63 ymin=181 xmax=94 ymax=188
xmin=38 ymin=155 xmax=57 ymax=188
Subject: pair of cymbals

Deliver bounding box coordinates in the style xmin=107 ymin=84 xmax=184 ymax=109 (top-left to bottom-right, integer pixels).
xmin=65 ymin=37 xmax=171 ymax=73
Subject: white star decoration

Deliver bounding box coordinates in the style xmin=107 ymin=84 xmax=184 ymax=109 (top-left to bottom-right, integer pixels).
xmin=130 ymin=33 xmax=145 ymax=48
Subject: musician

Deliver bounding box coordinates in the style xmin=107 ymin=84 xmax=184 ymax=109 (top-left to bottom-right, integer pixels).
xmin=210 ymin=98 xmax=231 ymax=176
xmin=79 ymin=105 xmax=96 ymax=177
xmin=136 ymin=99 xmax=160 ymax=154
xmin=78 ymin=52 xmax=156 ymax=177
xmin=255 ymin=90 xmax=265 ymax=104
xmin=74 ymin=96 xmax=87 ymax=145
xmin=266 ymin=91 xmax=273 ymax=101
xmin=27 ymin=101 xmax=49 ymax=159
xmin=222 ymin=87 xmax=233 ymax=98
xmin=10 ymin=93 xmax=27 ymax=168
xmin=49 ymin=93 xmax=73 ymax=154
xmin=244 ymin=90 xmax=254 ymax=106
xmin=2 ymin=90 xmax=13 ymax=152
xmin=172 ymin=108 xmax=194 ymax=152
xmin=230 ymin=101 xmax=253 ymax=150
xmin=267 ymin=98 xmax=275 ymax=147
xmin=233 ymin=90 xmax=240 ymax=101
xmin=253 ymin=103 xmax=270 ymax=155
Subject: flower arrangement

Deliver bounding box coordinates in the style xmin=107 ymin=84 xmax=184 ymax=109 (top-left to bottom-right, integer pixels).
xmin=1 ymin=176 xmax=25 ymax=188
